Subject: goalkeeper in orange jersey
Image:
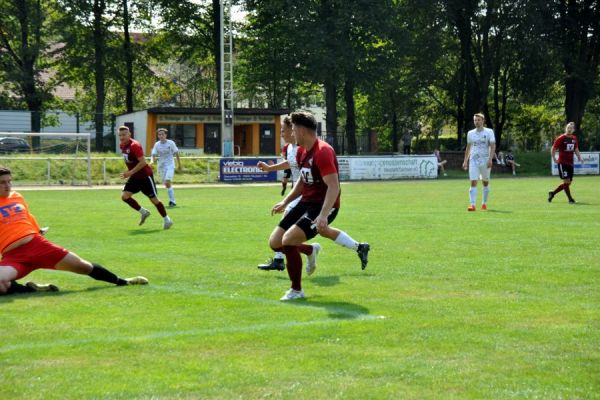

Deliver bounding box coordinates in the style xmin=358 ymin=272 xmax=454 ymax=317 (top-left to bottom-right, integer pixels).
xmin=0 ymin=166 xmax=149 ymax=295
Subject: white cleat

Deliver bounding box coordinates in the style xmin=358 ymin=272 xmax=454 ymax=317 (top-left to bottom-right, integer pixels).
xmin=280 ymin=288 xmax=305 ymax=301
xmin=139 ymin=209 xmax=151 ymax=226
xmin=305 ymin=243 xmax=321 ymax=276
xmin=163 ymin=217 xmax=173 ymax=230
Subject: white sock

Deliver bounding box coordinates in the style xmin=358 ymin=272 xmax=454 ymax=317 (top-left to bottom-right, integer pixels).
xmin=274 ymin=251 xmax=284 ymax=260
xmin=482 ymin=186 xmax=490 ymax=204
xmin=469 ymin=187 xmax=477 ymax=205
xmin=167 ymin=188 xmax=175 ymax=203
xmin=334 ymin=231 xmax=359 ymax=250
xmin=164 ymin=215 xmax=171 ymax=222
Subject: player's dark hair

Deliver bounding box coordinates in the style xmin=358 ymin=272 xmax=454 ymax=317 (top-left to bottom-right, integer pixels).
xmin=291 ymin=111 xmax=317 ymax=131
xmin=0 ymin=166 xmax=11 ymax=176
xmin=282 ymin=115 xmax=292 ymax=127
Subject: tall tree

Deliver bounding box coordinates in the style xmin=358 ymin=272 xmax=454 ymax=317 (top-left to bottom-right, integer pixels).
xmin=550 ymin=0 xmax=600 ymax=128
xmin=0 ymin=0 xmax=55 ymax=135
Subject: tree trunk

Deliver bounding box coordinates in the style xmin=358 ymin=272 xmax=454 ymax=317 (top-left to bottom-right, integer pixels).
xmin=123 ymin=0 xmax=133 ymax=113
xmin=564 ymin=77 xmax=589 ymax=129
xmin=344 ymin=79 xmax=357 ymax=155
xmin=325 ymin=79 xmax=338 ymax=152
xmin=93 ymin=0 xmax=106 ymax=151
xmin=212 ymin=0 xmax=221 ymax=108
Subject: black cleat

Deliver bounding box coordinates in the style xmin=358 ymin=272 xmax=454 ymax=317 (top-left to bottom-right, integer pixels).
xmin=548 ymin=191 xmax=554 ymax=203
xmin=258 ymin=258 xmax=285 ymax=271
xmin=569 ymin=199 xmax=576 ymax=204
xmin=168 ymin=201 xmax=176 ymax=208
xmin=357 ymin=243 xmax=370 ymax=270
xmin=25 ymin=282 xmax=59 ymax=292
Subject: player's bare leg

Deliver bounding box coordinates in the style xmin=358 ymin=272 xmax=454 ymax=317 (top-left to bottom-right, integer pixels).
xmin=55 ymin=252 xmax=148 ymax=286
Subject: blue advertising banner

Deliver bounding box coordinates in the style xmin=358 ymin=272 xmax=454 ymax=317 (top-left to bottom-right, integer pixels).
xmin=219 ymin=158 xmax=278 ymax=182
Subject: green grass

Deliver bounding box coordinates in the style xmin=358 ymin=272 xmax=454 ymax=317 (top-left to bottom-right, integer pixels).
xmin=1 ymin=178 xmax=599 ymax=399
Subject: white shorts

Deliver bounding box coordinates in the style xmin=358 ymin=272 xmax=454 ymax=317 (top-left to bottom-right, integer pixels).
xmin=469 ymin=162 xmax=491 ymax=181
xmin=284 ymin=196 xmax=302 ymax=214
xmin=158 ymin=164 xmax=175 ymax=183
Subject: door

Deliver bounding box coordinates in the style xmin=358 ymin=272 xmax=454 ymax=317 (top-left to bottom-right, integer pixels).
xmin=204 ymin=124 xmax=221 ymax=155
xmin=259 ymin=124 xmax=276 ymax=155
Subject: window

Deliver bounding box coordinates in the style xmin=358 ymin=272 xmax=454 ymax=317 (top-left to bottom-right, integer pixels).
xmin=156 ymin=124 xmax=196 ymax=148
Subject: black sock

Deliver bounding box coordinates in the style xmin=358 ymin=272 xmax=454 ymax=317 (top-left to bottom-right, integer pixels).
xmin=5 ymin=281 xmax=35 ymax=294
xmin=89 ymin=263 xmax=127 ymax=286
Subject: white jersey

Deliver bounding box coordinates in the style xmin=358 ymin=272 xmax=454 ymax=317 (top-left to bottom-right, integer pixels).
xmin=467 ymin=127 xmax=495 ymax=165
xmin=151 ymin=140 xmax=179 ymax=168
xmin=285 ymin=143 xmax=301 ymax=183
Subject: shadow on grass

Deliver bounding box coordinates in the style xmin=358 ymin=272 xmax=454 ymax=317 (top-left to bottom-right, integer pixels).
xmin=309 ymin=275 xmax=340 ymax=287
xmin=284 ymin=299 xmax=370 ymax=320
xmin=128 ymin=229 xmax=163 ymax=235
xmin=0 ymin=284 xmax=135 ymax=303
xmin=486 ymin=209 xmax=513 ymax=213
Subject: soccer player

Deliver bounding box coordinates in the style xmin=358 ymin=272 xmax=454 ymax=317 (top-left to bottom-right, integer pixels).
xmin=256 ymin=116 xmax=307 ymax=272
xmin=151 ymin=128 xmax=182 ymax=207
xmin=118 ymin=126 xmax=173 ymax=229
xmin=0 ymin=166 xmax=148 ymax=295
xmin=267 ymin=111 xmax=370 ymax=301
xmin=462 ymin=113 xmax=496 ymax=211
xmin=548 ymin=122 xmax=583 ymax=204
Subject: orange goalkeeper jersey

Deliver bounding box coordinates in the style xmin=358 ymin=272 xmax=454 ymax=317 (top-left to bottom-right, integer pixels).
xmin=0 ymin=191 xmax=40 ymax=253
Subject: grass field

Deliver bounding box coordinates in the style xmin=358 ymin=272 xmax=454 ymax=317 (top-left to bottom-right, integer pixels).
xmin=1 ymin=177 xmax=599 ymax=399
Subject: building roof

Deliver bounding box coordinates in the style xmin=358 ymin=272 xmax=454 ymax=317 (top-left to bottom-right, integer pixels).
xmin=145 ymin=107 xmax=290 ymax=116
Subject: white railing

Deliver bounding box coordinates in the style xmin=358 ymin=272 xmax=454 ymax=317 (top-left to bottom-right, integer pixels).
xmin=0 ymin=156 xmax=224 ymax=185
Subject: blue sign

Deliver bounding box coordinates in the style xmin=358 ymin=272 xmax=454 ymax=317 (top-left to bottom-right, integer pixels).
xmin=220 ymin=158 xmax=278 ymax=182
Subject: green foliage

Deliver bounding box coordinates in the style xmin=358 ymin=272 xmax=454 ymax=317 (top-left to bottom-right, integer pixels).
xmin=1 ymin=179 xmax=599 ymax=398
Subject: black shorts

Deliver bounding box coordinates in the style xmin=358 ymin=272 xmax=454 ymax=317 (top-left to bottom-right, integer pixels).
xmin=278 ymin=201 xmax=339 ymax=241
xmin=557 ymin=164 xmax=574 ymax=180
xmin=283 ymin=169 xmax=292 ymax=179
xmin=123 ymin=175 xmax=158 ymax=198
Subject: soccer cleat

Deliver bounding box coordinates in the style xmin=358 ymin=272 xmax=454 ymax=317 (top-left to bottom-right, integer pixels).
xmin=280 ymin=288 xmax=305 ymax=301
xmin=569 ymin=199 xmax=576 ymax=204
xmin=39 ymin=226 xmax=50 ymax=236
xmin=163 ymin=217 xmax=173 ymax=230
xmin=481 ymin=204 xmax=487 ymax=210
xmin=139 ymin=209 xmax=151 ymax=226
xmin=258 ymin=258 xmax=285 ymax=271
xmin=125 ymin=276 xmax=149 ymax=285
xmin=357 ymin=243 xmax=370 ymax=270
xmin=548 ymin=191 xmax=554 ymax=203
xmin=305 ymin=243 xmax=321 ymax=276
xmin=168 ymin=201 xmax=176 ymax=208
xmin=25 ymin=282 xmax=59 ymax=292
xmin=467 ymin=205 xmax=476 ymax=211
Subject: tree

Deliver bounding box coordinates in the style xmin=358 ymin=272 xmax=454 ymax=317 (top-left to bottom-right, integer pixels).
xmin=0 ymin=0 xmax=56 ymax=135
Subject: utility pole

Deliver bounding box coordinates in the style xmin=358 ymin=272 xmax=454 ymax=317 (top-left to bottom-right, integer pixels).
xmin=220 ymin=0 xmax=234 ymax=157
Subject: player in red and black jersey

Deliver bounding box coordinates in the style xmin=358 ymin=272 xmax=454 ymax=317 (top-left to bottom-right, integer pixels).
xmin=548 ymin=122 xmax=583 ymax=204
xmin=266 ymin=111 xmax=370 ymax=301
xmin=118 ymin=126 xmax=173 ymax=229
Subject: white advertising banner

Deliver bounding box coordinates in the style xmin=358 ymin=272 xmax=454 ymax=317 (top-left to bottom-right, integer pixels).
xmin=338 ymin=156 xmax=438 ymax=180
xmin=551 ymin=152 xmax=600 ymax=175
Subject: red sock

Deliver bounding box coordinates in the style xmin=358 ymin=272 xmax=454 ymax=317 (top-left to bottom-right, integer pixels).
xmin=283 ymin=245 xmax=302 ymax=290
xmin=123 ymin=197 xmax=141 ymax=211
xmin=563 ymin=183 xmax=573 ymax=200
xmin=155 ymin=201 xmax=167 ymax=217
xmin=552 ymin=183 xmax=565 ymax=194
xmin=298 ymin=244 xmax=313 ymax=256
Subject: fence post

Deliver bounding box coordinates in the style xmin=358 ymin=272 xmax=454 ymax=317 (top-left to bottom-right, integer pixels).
xmin=47 ymin=158 xmax=51 ymax=184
